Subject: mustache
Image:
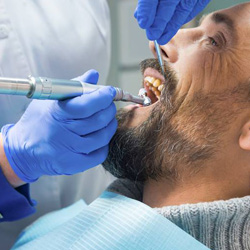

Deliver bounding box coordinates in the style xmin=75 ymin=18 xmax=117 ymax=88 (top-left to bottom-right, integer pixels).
xmin=140 ymin=58 xmax=165 ymax=76
xmin=140 ymin=58 xmax=176 ymax=82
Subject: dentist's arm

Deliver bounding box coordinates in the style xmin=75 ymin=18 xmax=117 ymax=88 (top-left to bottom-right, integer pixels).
xmin=0 ymin=135 xmax=24 ymax=187
xmin=0 ymin=137 xmax=35 ymax=222
xmin=135 ymin=0 xmax=211 ymax=45
xmin=0 ymin=69 xmax=117 ymax=222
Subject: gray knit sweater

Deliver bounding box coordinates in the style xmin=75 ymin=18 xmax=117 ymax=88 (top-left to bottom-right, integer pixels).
xmin=108 ymin=179 xmax=250 ymax=250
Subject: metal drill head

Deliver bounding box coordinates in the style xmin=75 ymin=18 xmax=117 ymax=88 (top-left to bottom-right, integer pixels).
xmin=143 ymin=96 xmax=152 ymax=106
xmin=138 ymin=88 xmax=151 ymax=106
xmin=138 ymin=88 xmax=147 ymax=97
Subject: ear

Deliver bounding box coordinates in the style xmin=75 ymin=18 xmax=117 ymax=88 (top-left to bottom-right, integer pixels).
xmin=239 ymin=121 xmax=250 ymax=150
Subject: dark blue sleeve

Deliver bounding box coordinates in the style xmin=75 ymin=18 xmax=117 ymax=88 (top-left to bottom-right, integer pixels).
xmin=0 ymin=168 xmax=36 ymax=222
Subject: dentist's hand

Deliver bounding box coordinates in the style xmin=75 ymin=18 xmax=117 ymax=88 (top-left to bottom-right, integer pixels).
xmin=1 ymin=70 xmax=117 ymax=183
xmin=135 ymin=0 xmax=211 ymax=45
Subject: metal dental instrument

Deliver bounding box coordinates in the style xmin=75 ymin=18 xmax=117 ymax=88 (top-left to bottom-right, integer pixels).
xmin=0 ymin=76 xmax=152 ymax=106
xmin=138 ymin=88 xmax=151 ymax=106
xmin=154 ymin=40 xmax=165 ymax=77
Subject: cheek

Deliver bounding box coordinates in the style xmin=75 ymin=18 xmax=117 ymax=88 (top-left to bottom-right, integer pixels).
xmin=175 ymin=46 xmax=235 ymax=95
xmin=174 ymin=47 xmax=209 ymax=96
xmin=203 ymin=52 xmax=240 ymax=91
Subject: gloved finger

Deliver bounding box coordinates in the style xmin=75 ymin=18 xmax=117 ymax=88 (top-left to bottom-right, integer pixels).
xmin=54 ymin=86 xmax=116 ymax=119
xmin=134 ymin=6 xmax=138 ymax=19
xmin=185 ymin=0 xmax=211 ymax=24
xmin=157 ymin=0 xmax=197 ymax=45
xmin=69 ymin=145 xmax=110 ymax=173
xmin=73 ymin=69 xmax=99 ymax=85
xmin=146 ymin=0 xmax=181 ymax=41
xmin=135 ymin=0 xmax=159 ymax=29
xmin=65 ymin=102 xmax=117 ymax=136
xmin=78 ymin=118 xmax=117 ymax=154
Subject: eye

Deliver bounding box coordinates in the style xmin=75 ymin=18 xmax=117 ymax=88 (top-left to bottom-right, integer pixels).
xmin=208 ymin=37 xmax=218 ymax=47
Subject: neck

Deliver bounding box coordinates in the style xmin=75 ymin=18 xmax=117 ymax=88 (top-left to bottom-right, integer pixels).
xmin=143 ymin=157 xmax=250 ymax=207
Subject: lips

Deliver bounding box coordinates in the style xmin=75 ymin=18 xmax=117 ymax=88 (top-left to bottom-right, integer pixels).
xmin=143 ymin=67 xmax=165 ymax=104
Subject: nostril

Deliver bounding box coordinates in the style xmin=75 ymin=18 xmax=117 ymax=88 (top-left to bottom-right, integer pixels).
xmin=161 ymin=49 xmax=168 ymax=59
xmin=153 ymin=47 xmax=168 ymax=59
xmin=160 ymin=45 xmax=178 ymax=63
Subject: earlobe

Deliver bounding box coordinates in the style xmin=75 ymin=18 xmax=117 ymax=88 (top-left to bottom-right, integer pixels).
xmin=239 ymin=121 xmax=250 ymax=150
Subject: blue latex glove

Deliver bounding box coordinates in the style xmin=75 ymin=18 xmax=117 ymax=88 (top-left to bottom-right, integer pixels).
xmin=1 ymin=70 xmax=117 ymax=183
xmin=135 ymin=0 xmax=211 ymax=45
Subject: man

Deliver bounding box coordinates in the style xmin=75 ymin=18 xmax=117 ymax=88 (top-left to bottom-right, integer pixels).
xmin=11 ymin=2 xmax=250 ymax=250
xmin=104 ymin=2 xmax=250 ymax=249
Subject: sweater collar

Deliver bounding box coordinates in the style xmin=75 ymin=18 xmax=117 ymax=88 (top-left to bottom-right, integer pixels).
xmin=107 ymin=179 xmax=250 ymax=250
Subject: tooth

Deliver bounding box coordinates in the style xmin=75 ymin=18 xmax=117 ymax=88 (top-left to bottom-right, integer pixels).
xmin=145 ymin=76 xmax=155 ymax=84
xmin=153 ymin=79 xmax=161 ymax=87
xmin=155 ymin=90 xmax=161 ymax=96
xmin=158 ymin=84 xmax=164 ymax=92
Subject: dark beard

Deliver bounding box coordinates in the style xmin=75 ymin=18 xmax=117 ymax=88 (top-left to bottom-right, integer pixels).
xmin=103 ymin=105 xmax=164 ymax=181
xmin=102 ymin=58 xmax=181 ymax=182
xmin=103 ymin=59 xmax=250 ymax=182
xmin=102 ymin=101 xmax=215 ymax=182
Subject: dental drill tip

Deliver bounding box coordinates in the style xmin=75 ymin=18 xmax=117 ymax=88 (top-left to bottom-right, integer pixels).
xmin=143 ymin=96 xmax=152 ymax=106
xmin=138 ymin=88 xmax=147 ymax=97
xmin=138 ymin=88 xmax=152 ymax=106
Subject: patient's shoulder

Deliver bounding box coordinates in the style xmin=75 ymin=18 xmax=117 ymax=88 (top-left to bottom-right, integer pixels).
xmin=107 ymin=179 xmax=143 ymax=201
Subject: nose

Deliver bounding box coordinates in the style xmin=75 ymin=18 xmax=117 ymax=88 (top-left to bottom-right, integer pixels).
xmin=149 ymin=38 xmax=178 ymax=64
xmin=149 ymin=28 xmax=203 ymax=64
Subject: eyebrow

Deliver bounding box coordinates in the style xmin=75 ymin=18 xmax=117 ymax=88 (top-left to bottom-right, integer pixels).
xmin=211 ymin=13 xmax=235 ymax=32
xmin=199 ymin=12 xmax=237 ymax=42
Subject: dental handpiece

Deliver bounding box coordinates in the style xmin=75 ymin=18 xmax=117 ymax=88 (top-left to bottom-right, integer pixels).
xmin=0 ymin=76 xmax=152 ymax=106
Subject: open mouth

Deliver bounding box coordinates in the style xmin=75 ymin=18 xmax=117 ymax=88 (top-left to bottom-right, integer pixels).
xmin=143 ymin=67 xmax=165 ymax=104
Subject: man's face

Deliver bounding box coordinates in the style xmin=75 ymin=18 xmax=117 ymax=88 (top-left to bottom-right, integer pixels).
xmin=103 ymin=3 xmax=250 ymax=182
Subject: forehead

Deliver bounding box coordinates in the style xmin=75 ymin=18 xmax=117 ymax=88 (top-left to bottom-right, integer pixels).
xmin=204 ymin=3 xmax=250 ymax=28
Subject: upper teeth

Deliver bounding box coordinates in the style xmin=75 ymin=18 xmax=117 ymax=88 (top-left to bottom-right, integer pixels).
xmin=144 ymin=76 xmax=164 ymax=98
